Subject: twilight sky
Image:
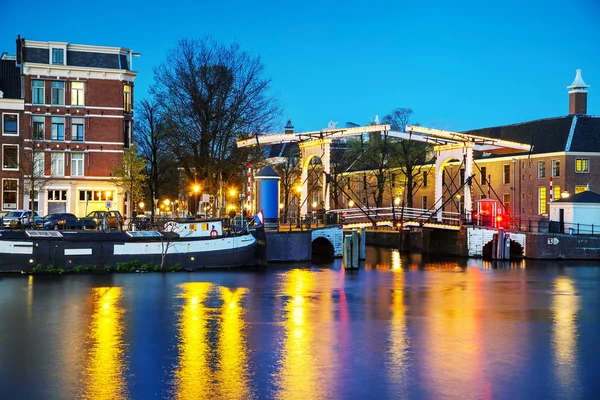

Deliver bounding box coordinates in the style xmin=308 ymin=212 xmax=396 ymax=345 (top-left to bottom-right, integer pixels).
xmin=1 ymin=0 xmax=599 ymax=133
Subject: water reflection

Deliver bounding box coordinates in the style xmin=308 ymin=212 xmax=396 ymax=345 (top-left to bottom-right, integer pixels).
xmin=174 ymin=282 xmax=251 ymax=400
xmin=82 ymin=287 xmax=127 ymax=399
xmin=552 ymin=276 xmax=579 ymax=394
xmin=387 ymin=250 xmax=409 ymax=387
xmin=276 ymin=269 xmax=335 ymax=399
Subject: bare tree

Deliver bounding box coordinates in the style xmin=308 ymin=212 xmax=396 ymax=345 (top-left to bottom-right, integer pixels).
xmin=136 ymin=98 xmax=178 ymax=219
xmin=151 ymin=37 xmax=281 ymax=199
xmin=382 ymin=108 xmax=432 ymax=208
xmin=21 ymin=138 xmax=56 ymax=212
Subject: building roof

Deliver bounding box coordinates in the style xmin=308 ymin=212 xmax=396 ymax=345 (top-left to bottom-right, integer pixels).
xmin=0 ymin=58 xmax=20 ymax=99
xmin=255 ymin=165 xmax=280 ymax=178
xmin=464 ymin=115 xmax=600 ymax=155
xmin=553 ymin=190 xmax=600 ymax=204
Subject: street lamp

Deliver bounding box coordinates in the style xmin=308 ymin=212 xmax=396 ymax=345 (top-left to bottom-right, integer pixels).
xmin=348 ymin=199 xmax=354 ymax=208
xmin=394 ymin=197 xmax=401 ymax=206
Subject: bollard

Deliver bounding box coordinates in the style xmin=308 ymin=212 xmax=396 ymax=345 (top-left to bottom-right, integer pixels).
xmin=359 ymin=227 xmax=366 ymax=260
xmin=343 ymin=234 xmax=352 ymax=268
xmin=351 ymin=229 xmax=359 ymax=269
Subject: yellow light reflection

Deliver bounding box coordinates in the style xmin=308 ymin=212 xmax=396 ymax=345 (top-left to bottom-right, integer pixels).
xmin=83 ymin=287 xmax=126 ymax=400
xmin=216 ymin=287 xmax=250 ymax=399
xmin=27 ymin=275 xmax=34 ymax=317
xmin=175 ymin=282 xmax=212 ymax=399
xmin=552 ymin=276 xmax=579 ymax=390
xmin=276 ymin=269 xmax=334 ymax=399
xmin=174 ymin=283 xmax=251 ymax=400
xmin=387 ymin=264 xmax=409 ymax=388
xmin=391 ymin=249 xmax=402 ymax=271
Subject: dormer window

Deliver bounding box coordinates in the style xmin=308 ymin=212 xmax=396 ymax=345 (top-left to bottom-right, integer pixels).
xmin=52 ymin=48 xmax=64 ymax=64
xmin=49 ymin=44 xmax=67 ymax=65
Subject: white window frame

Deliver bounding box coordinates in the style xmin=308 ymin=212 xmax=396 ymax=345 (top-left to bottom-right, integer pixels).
xmin=51 ymin=117 xmax=65 ymax=141
xmin=575 ymin=158 xmax=590 ymax=173
xmin=537 ymin=161 xmax=546 ymax=178
xmin=502 ymin=164 xmax=510 ymax=184
xmin=2 ymin=144 xmax=19 ymax=171
xmin=32 ymin=80 xmax=45 ymax=105
xmin=51 ymin=153 xmax=65 ymax=177
xmin=2 ymin=178 xmax=19 ymax=211
xmin=2 ymin=113 xmax=19 ymax=136
xmin=551 ymin=160 xmax=560 ymax=178
xmin=50 ymin=44 xmax=67 ymax=65
xmin=51 ymin=81 xmax=65 ymax=106
xmin=71 ymin=118 xmax=85 ymax=141
xmin=71 ymin=153 xmax=84 ymax=177
xmin=33 ymin=152 xmax=45 ymax=177
xmin=32 ymin=115 xmax=45 ymax=140
xmin=71 ymin=82 xmax=85 ymax=106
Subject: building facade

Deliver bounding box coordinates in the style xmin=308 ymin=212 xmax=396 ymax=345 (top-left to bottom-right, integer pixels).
xmin=0 ymin=52 xmax=24 ymax=211
xmin=0 ymin=36 xmax=138 ymax=216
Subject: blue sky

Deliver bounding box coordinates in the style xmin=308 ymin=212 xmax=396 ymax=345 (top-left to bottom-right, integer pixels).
xmin=1 ymin=0 xmax=599 ymax=132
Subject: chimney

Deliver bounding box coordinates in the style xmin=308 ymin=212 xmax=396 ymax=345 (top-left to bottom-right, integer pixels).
xmin=284 ymin=119 xmax=294 ymax=134
xmin=567 ymin=69 xmax=589 ymax=115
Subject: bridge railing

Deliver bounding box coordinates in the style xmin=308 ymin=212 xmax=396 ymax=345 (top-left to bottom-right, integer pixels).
xmin=327 ymin=207 xmax=463 ymax=227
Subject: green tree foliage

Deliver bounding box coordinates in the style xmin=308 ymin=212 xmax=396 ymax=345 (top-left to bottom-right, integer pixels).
xmin=151 ymin=37 xmax=280 ymax=197
xmin=111 ymin=145 xmax=147 ymax=220
xmin=382 ymin=108 xmax=432 ymax=208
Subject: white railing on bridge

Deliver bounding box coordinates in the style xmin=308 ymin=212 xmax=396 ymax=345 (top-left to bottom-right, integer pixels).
xmin=331 ymin=206 xmax=462 ymax=227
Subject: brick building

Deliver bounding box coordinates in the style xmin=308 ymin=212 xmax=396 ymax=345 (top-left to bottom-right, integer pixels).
xmin=0 ymin=52 xmax=24 ymax=211
xmin=2 ymin=36 xmax=138 ymax=216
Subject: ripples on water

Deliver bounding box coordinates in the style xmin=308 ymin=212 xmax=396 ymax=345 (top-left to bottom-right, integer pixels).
xmin=0 ymin=248 xmax=599 ymax=399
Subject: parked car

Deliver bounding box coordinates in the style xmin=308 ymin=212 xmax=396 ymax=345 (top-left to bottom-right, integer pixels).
xmin=35 ymin=213 xmax=96 ymax=230
xmin=86 ymin=210 xmax=124 ymax=230
xmin=2 ymin=210 xmax=40 ymax=229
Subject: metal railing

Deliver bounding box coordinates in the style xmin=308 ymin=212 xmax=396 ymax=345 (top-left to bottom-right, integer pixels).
xmin=526 ymin=219 xmax=600 ymax=236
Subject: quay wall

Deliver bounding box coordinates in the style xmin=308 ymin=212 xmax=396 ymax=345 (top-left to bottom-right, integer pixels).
xmin=527 ymin=233 xmax=600 ymax=259
xmin=265 ymin=231 xmax=312 ymax=261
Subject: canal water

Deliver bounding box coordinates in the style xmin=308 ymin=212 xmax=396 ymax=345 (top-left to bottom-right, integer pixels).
xmin=1 ymin=247 xmax=599 ymax=400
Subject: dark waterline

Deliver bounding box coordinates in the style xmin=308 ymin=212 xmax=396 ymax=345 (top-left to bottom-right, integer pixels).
xmin=1 ymin=248 xmax=599 ymax=399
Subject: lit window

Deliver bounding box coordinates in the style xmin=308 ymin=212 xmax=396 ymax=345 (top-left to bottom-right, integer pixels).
xmin=71 ymin=82 xmax=85 ymax=106
xmin=2 ymin=145 xmax=18 ymax=170
xmin=575 ymin=185 xmax=587 ymax=194
xmin=33 ymin=153 xmax=44 ymax=176
xmin=575 ymin=158 xmax=589 ymax=173
xmin=553 ymin=185 xmax=561 ymax=201
xmin=32 ymin=116 xmax=45 ymax=140
xmin=51 ymin=153 xmax=64 ymax=177
xmin=52 ymin=48 xmax=64 ymax=64
xmin=32 ymin=80 xmax=45 ymax=104
xmin=423 ymin=171 xmax=428 ymax=187
xmin=538 ymin=187 xmax=547 ymax=215
xmin=123 ymin=84 xmax=132 ymax=113
xmin=2 ymin=179 xmax=18 ymax=210
xmin=537 ymin=161 xmax=546 ymax=178
xmin=72 ymin=118 xmax=84 ymax=141
xmin=480 ymin=166 xmax=487 ymax=184
xmin=51 ymin=81 xmax=65 ymax=105
xmin=51 ymin=117 xmax=65 ymax=141
xmin=71 ymin=153 xmax=84 ymax=177
xmin=552 ymin=160 xmax=560 ymax=177
xmin=2 ymin=113 xmax=18 ymax=135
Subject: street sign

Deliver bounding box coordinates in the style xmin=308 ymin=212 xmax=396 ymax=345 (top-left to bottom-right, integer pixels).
xmin=202 ymin=193 xmax=210 ymax=203
xmin=106 ymin=200 xmax=112 ymax=209
xmin=547 ymin=238 xmax=559 ymax=245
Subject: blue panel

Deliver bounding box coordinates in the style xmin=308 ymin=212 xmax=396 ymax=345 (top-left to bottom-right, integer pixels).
xmin=258 ymin=180 xmax=279 ymax=220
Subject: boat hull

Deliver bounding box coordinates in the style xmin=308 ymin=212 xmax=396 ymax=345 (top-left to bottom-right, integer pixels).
xmin=0 ymin=230 xmax=258 ymax=272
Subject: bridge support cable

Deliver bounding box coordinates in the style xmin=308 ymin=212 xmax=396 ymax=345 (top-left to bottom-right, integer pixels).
xmin=472 ymin=160 xmax=520 ymax=230
xmin=414 ymin=174 xmax=474 ymax=225
xmin=326 ymin=174 xmax=378 ymax=226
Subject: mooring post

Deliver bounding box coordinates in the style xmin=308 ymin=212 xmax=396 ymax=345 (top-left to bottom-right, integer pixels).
xmin=351 ymin=229 xmax=359 ymax=269
xmin=359 ymin=227 xmax=366 ymax=260
xmin=343 ymin=234 xmax=352 ymax=268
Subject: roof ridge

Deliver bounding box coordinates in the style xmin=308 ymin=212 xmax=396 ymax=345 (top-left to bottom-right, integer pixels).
xmin=463 ymin=115 xmax=573 ymax=132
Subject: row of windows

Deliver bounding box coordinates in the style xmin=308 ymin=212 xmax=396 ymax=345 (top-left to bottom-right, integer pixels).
xmin=4 ymin=114 xmax=131 ymax=146
xmin=1 ymin=145 xmax=84 ymax=177
xmin=32 ymin=80 xmax=132 ymax=112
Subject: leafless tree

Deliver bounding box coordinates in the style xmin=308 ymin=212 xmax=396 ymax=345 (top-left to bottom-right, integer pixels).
xmin=151 ymin=37 xmax=281 ymax=199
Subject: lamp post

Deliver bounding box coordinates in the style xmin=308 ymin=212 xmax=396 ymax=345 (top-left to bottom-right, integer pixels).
xmin=193 ymin=184 xmax=200 ymax=216
xmin=456 ymin=193 xmax=462 ymax=223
